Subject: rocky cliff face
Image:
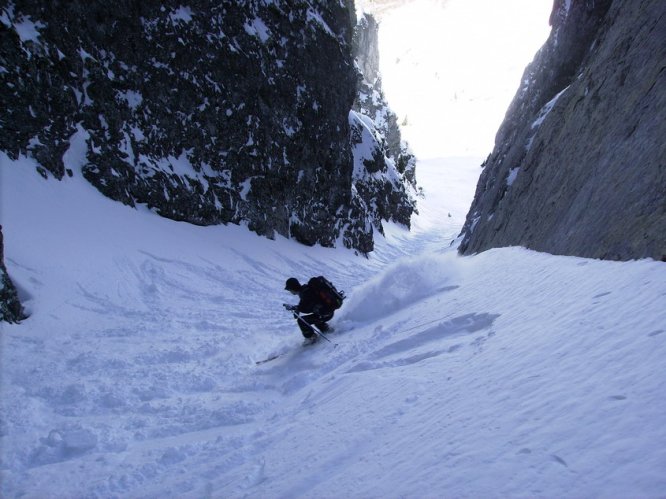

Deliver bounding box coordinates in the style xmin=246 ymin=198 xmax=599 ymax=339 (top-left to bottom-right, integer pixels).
xmin=1 ymin=0 xmax=415 ymax=255
xmin=458 ymin=0 xmax=666 ymax=261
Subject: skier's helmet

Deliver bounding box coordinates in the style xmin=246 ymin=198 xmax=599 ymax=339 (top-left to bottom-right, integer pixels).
xmin=285 ymin=277 xmax=301 ymax=292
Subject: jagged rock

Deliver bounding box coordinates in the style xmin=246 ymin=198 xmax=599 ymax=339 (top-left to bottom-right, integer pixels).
xmin=353 ymin=13 xmax=415 ymax=174
xmin=349 ymin=111 xmax=414 ymax=234
xmin=458 ymin=0 xmax=666 ymax=261
xmin=0 ymin=226 xmax=25 ymax=323
xmin=351 ymin=12 xmax=418 ymax=234
xmin=1 ymin=1 xmax=415 ymax=254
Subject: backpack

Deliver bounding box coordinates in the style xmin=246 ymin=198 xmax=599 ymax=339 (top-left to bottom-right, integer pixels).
xmin=308 ymin=276 xmax=345 ymax=311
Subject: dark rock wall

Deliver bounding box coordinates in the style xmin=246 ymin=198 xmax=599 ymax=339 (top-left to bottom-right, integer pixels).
xmin=458 ymin=0 xmax=666 ymax=261
xmin=1 ymin=0 xmax=415 ymax=253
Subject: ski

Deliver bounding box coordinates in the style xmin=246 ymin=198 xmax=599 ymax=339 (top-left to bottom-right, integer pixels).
xmin=255 ymin=331 xmax=338 ymax=365
xmin=255 ymin=353 xmax=281 ymax=365
xmin=255 ymin=339 xmax=322 ymax=365
xmin=256 ymin=311 xmax=338 ymax=365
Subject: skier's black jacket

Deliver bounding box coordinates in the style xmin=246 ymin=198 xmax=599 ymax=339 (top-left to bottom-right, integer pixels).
xmin=296 ymin=283 xmax=332 ymax=316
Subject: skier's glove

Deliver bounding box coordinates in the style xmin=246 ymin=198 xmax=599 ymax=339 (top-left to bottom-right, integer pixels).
xmin=283 ymin=303 xmax=296 ymax=311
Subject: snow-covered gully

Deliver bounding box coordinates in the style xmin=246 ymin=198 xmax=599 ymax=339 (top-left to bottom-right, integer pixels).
xmin=2 ymin=155 xmax=665 ymax=497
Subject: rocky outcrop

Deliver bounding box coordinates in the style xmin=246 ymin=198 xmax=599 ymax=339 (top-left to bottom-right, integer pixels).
xmin=349 ymin=111 xmax=413 ymax=234
xmin=0 ymin=226 xmax=25 ymax=323
xmin=351 ymin=13 xmax=417 ymax=234
xmin=458 ymin=0 xmax=666 ymax=261
xmin=1 ymin=1 xmax=415 ymax=254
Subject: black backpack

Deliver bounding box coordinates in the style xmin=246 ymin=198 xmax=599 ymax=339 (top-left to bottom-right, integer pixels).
xmin=308 ymin=276 xmax=345 ymax=311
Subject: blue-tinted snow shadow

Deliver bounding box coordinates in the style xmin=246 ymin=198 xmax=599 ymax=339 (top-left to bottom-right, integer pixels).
xmin=347 ymin=312 xmax=500 ymax=373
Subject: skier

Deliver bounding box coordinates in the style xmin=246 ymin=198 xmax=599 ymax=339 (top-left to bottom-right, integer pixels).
xmin=283 ymin=277 xmax=341 ymax=343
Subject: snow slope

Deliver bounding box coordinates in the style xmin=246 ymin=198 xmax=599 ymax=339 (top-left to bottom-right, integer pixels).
xmin=1 ymin=154 xmax=666 ymax=497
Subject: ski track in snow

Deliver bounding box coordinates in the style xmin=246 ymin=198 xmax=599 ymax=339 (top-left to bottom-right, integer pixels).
xmin=2 ymin=154 xmax=666 ymax=497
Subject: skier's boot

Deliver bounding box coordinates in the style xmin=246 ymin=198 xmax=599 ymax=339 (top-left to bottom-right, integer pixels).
xmin=302 ymin=334 xmax=318 ymax=346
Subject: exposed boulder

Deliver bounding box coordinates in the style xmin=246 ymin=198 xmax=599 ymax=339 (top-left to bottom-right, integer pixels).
xmin=458 ymin=0 xmax=666 ymax=261
xmin=1 ymin=1 xmax=414 ymax=254
xmin=0 ymin=226 xmax=25 ymax=323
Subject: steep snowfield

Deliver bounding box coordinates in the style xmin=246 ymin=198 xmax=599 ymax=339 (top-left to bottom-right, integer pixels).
xmin=2 ymin=154 xmax=665 ymax=497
